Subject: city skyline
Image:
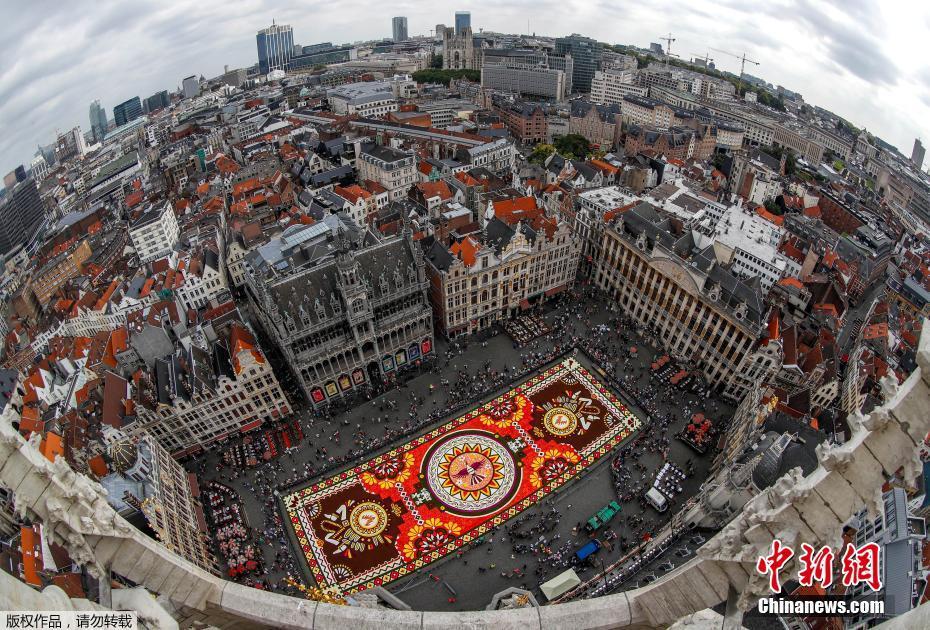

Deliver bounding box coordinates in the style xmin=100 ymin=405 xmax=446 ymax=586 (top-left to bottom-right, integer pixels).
xmin=0 ymin=0 xmax=928 ymax=177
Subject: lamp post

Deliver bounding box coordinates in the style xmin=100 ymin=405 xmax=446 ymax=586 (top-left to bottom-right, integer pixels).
xmin=596 ymin=555 xmax=608 ymax=591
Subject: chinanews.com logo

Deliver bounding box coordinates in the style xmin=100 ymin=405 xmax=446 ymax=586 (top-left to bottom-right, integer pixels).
xmin=754 ymin=540 xmax=886 ymax=618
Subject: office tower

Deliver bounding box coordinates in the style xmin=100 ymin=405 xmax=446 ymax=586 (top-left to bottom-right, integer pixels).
xmin=913 ymin=138 xmax=925 ymax=170
xmin=30 ymin=155 xmax=48 ymax=182
xmin=555 ymin=34 xmax=602 ymax=93
xmin=89 ymin=100 xmax=108 ymax=143
xmin=256 ymin=22 xmax=294 ymax=74
xmin=182 ymin=75 xmax=199 ymax=99
xmin=455 ymin=11 xmax=471 ymax=34
xmin=113 ymin=97 xmax=143 ymax=127
xmin=55 ymin=127 xmax=86 ymax=161
xmin=0 ymin=178 xmax=45 ymax=255
xmin=435 ymin=24 xmax=446 ymax=40
xmin=392 ymin=17 xmax=408 ymax=42
xmin=144 ymin=90 xmax=170 ymax=114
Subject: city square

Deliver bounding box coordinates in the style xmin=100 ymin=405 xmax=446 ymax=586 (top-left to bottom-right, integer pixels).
xmin=281 ymin=355 xmax=641 ymax=593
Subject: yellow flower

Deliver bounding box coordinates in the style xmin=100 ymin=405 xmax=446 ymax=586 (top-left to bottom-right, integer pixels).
xmin=401 ymin=518 xmax=462 ymax=560
xmin=361 ymin=452 xmax=415 ymax=489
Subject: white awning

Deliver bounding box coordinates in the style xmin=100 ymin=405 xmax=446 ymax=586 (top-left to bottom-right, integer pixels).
xmin=540 ymin=568 xmax=581 ymax=601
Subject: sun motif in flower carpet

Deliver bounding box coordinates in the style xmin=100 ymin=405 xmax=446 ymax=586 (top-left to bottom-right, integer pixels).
xmin=401 ymin=517 xmax=462 ymax=560
xmin=529 ymin=447 xmax=580 ymax=488
xmin=538 ymin=390 xmax=603 ymax=437
xmin=436 ymin=443 xmax=506 ymax=503
xmin=477 ymin=393 xmax=531 ymax=430
xmin=318 ymin=499 xmax=400 ymax=558
xmin=360 ymin=452 xmax=415 ymax=490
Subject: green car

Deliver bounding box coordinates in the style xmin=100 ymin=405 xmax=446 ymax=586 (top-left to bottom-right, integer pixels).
xmin=585 ymin=500 xmax=622 ymax=532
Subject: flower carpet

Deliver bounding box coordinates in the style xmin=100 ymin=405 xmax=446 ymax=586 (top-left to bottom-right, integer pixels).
xmin=282 ymin=356 xmax=642 ymax=594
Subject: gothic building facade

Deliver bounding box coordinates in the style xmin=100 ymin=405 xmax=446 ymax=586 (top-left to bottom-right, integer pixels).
xmin=245 ymin=231 xmax=434 ymax=406
xmin=443 ymin=26 xmax=477 ymax=70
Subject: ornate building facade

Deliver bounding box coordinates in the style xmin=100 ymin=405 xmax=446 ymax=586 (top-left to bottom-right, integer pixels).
xmin=442 ymin=26 xmax=476 ymax=70
xmin=245 ymin=231 xmax=433 ymax=406
xmin=593 ymin=203 xmax=771 ymax=402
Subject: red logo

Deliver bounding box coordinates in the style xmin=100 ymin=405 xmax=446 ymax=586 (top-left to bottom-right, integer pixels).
xmin=755 ymin=540 xmax=883 ymax=593
xmin=841 ymin=542 xmax=882 ymax=591
xmin=797 ymin=543 xmax=834 ymax=588
xmin=756 ymin=539 xmax=794 ymax=593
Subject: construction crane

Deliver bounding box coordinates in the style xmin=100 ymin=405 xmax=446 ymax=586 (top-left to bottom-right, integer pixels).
xmin=710 ymin=48 xmax=759 ymax=96
xmin=691 ymin=52 xmax=713 ymax=68
xmin=658 ymin=32 xmax=676 ymax=68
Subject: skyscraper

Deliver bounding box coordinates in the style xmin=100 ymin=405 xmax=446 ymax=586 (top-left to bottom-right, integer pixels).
xmin=454 ymin=11 xmax=471 ymax=35
xmin=182 ymin=75 xmax=199 ymax=99
xmin=913 ymin=138 xmax=925 ymax=170
xmin=89 ymin=100 xmax=108 ymax=143
xmin=555 ymin=34 xmax=602 ymax=93
xmin=0 ymin=178 xmax=45 ymax=255
xmin=256 ymin=22 xmax=294 ymax=74
xmin=113 ymin=97 xmax=143 ymax=127
xmin=392 ymin=17 xmax=408 ymax=42
xmin=144 ymin=90 xmax=170 ymax=114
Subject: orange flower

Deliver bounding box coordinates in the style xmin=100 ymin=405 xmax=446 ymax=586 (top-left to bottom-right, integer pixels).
xmin=401 ymin=518 xmax=462 ymax=560
xmin=529 ymin=448 xmax=580 ymax=488
xmin=361 ymin=452 xmax=414 ymax=490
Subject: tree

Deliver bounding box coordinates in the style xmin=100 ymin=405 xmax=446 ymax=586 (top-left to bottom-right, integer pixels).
xmin=411 ymin=68 xmax=479 ymax=86
xmin=553 ymin=134 xmax=591 ymax=159
xmin=764 ymin=145 xmax=797 ymax=176
xmin=528 ymin=143 xmax=555 ymax=164
xmin=431 ymin=54 xmax=443 ymax=69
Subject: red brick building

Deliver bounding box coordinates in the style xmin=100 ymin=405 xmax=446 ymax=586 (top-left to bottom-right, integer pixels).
xmin=491 ymin=98 xmax=547 ymax=145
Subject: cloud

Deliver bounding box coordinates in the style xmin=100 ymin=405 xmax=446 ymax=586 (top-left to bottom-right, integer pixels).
xmin=0 ymin=0 xmax=928 ymax=176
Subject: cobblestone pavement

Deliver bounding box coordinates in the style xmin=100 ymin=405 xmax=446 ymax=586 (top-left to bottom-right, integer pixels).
xmin=188 ymin=289 xmax=735 ymax=611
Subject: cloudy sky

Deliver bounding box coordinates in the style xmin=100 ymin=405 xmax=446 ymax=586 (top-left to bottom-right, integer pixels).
xmin=2 ymin=0 xmax=929 ymax=176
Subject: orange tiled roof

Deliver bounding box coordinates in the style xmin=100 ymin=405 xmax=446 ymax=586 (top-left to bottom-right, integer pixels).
xmin=450 ymin=236 xmax=480 ymax=267
xmin=416 ymin=181 xmax=453 ymax=201
xmin=493 ymin=196 xmax=540 ymax=225
xmin=455 ymin=171 xmax=481 ymax=187
xmin=21 ymin=526 xmax=41 ymax=586
xmin=803 ymin=205 xmax=822 ymax=218
xmin=589 ymin=159 xmax=619 ymax=175
xmin=334 ymin=185 xmax=372 ymax=204
xmin=755 ymin=207 xmax=784 ymax=226
xmin=40 ymin=432 xmax=64 ymax=462
xmin=124 ymin=191 xmax=144 ymax=209
xmin=88 ymin=455 xmax=109 ymax=477
xmin=232 ymin=178 xmax=261 ymax=199
xmin=603 ymin=202 xmax=637 ymax=223
xmin=778 ymin=276 xmax=804 ymax=290
xmin=229 ymin=324 xmax=265 ymax=374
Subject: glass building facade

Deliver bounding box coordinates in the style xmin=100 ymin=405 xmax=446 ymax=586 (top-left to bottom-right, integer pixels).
xmin=257 ymin=23 xmax=294 ymax=74
xmin=454 ymin=11 xmax=471 ymax=35
xmin=392 ymin=16 xmax=408 ymax=42
xmin=555 ymin=34 xmax=602 ymax=93
xmin=113 ymin=97 xmax=143 ymax=127
xmin=89 ymin=100 xmax=108 ymax=143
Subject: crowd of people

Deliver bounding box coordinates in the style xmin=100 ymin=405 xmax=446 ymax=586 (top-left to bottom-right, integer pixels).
xmin=189 ymin=286 xmax=728 ymax=604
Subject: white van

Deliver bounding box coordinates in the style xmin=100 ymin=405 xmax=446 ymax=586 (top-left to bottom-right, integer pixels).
xmin=646 ymin=487 xmax=668 ymax=512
